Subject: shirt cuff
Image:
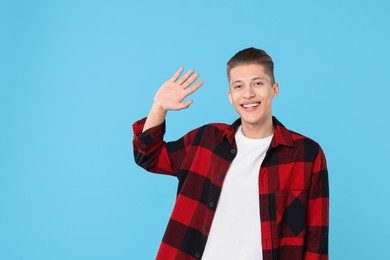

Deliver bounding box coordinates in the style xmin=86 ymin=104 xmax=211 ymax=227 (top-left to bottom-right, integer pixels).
xmin=132 ymin=117 xmax=166 ymax=148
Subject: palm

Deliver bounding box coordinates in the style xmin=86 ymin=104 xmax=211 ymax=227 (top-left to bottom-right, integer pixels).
xmin=154 ymin=68 xmax=203 ymax=111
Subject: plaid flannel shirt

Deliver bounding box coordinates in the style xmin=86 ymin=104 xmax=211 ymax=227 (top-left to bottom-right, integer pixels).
xmin=132 ymin=116 xmax=329 ymax=260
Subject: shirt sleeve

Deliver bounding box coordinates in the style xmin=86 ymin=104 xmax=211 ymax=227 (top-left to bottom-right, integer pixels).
xmin=304 ymin=146 xmax=329 ymax=260
xmin=132 ymin=117 xmax=196 ymax=176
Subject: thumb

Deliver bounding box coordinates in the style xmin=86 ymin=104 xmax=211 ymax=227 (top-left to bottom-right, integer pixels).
xmin=180 ymin=99 xmax=193 ymax=109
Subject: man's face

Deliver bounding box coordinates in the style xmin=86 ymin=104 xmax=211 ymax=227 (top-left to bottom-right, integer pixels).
xmin=228 ymin=64 xmax=279 ymax=129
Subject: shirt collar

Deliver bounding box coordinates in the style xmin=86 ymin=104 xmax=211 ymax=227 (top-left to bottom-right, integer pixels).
xmin=223 ymin=116 xmax=294 ymax=148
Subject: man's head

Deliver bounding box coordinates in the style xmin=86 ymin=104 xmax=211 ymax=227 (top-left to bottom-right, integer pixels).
xmin=227 ymin=47 xmax=275 ymax=83
xmin=227 ymin=48 xmax=279 ymax=137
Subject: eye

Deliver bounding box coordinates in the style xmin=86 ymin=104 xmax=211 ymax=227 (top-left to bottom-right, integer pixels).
xmin=234 ymin=84 xmax=243 ymax=89
xmin=254 ymin=81 xmax=263 ymax=87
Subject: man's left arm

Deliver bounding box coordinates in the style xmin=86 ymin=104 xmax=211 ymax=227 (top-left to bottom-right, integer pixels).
xmin=304 ymin=146 xmax=329 ymax=260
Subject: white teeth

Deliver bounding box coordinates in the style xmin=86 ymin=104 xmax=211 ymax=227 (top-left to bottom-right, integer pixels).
xmin=242 ymin=103 xmax=259 ymax=108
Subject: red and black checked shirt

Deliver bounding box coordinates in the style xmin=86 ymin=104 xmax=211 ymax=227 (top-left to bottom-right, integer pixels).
xmin=133 ymin=116 xmax=329 ymax=260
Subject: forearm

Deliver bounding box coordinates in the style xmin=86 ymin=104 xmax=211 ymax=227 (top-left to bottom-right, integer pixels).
xmin=133 ymin=113 xmax=197 ymax=176
xmin=133 ymin=116 xmax=175 ymax=176
xmin=142 ymin=103 xmax=167 ymax=133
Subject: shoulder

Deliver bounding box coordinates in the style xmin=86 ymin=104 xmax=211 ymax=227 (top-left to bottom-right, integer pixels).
xmin=206 ymin=122 xmax=231 ymax=131
xmin=180 ymin=122 xmax=231 ymax=146
xmin=289 ymin=129 xmax=325 ymax=159
xmin=185 ymin=122 xmax=231 ymax=134
xmin=190 ymin=122 xmax=231 ymax=137
xmin=273 ymin=117 xmax=326 ymax=162
xmin=290 ymin=130 xmax=319 ymax=145
xmin=274 ymin=117 xmax=320 ymax=147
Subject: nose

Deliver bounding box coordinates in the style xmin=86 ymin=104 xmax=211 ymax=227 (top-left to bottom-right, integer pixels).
xmin=243 ymin=86 xmax=255 ymax=99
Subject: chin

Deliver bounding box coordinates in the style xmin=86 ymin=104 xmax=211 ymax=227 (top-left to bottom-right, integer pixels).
xmin=241 ymin=118 xmax=262 ymax=126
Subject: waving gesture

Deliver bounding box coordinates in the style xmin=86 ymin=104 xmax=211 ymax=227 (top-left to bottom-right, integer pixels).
xmin=154 ymin=68 xmax=203 ymax=111
xmin=142 ymin=68 xmax=203 ymax=132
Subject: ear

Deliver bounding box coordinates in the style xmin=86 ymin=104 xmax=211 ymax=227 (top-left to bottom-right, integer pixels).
xmin=228 ymin=90 xmax=233 ymax=103
xmin=272 ymin=83 xmax=280 ymax=98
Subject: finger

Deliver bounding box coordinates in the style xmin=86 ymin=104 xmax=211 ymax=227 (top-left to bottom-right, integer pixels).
xmin=184 ymin=80 xmax=203 ymax=96
xmin=181 ymin=73 xmax=200 ymax=89
xmin=172 ymin=99 xmax=193 ymax=111
xmin=170 ymin=68 xmax=184 ymax=82
xmin=177 ymin=69 xmax=194 ymax=85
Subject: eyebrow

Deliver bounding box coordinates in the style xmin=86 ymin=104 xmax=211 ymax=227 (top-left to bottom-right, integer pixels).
xmin=231 ymin=77 xmax=266 ymax=85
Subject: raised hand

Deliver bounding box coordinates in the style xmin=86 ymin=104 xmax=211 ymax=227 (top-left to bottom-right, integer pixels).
xmin=142 ymin=68 xmax=203 ymax=132
xmin=154 ymin=68 xmax=203 ymax=111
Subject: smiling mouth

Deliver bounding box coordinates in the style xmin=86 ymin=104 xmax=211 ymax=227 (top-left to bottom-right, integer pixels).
xmin=241 ymin=102 xmax=260 ymax=108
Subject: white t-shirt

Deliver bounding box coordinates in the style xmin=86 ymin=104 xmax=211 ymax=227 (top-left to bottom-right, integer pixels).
xmin=202 ymin=126 xmax=273 ymax=260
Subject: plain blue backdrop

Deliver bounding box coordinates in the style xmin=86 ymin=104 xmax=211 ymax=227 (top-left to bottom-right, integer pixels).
xmin=1 ymin=0 xmax=390 ymax=259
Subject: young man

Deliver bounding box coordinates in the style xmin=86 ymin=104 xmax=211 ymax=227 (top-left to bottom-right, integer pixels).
xmin=133 ymin=48 xmax=329 ymax=260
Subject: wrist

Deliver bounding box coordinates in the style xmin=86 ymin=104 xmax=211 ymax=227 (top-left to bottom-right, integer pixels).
xmin=151 ymin=102 xmax=168 ymax=116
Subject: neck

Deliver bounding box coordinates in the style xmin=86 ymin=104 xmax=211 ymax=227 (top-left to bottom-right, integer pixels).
xmin=241 ymin=117 xmax=274 ymax=139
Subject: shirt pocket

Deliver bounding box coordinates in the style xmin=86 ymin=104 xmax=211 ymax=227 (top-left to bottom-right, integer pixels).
xmin=275 ymin=189 xmax=308 ymax=238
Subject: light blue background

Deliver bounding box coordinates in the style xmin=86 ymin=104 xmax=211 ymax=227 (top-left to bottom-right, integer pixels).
xmin=1 ymin=0 xmax=389 ymax=259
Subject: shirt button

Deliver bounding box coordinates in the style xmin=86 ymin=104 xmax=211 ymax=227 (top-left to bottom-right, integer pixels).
xmin=195 ymin=252 xmax=201 ymax=258
xmin=230 ymin=148 xmax=236 ymax=154
xmin=208 ymin=201 xmax=215 ymax=208
xmin=202 ymin=226 xmax=208 ymax=232
xmin=217 ymin=173 xmax=223 ymax=179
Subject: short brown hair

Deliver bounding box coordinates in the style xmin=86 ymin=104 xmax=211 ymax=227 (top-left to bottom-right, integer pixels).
xmin=227 ymin=47 xmax=275 ymax=82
